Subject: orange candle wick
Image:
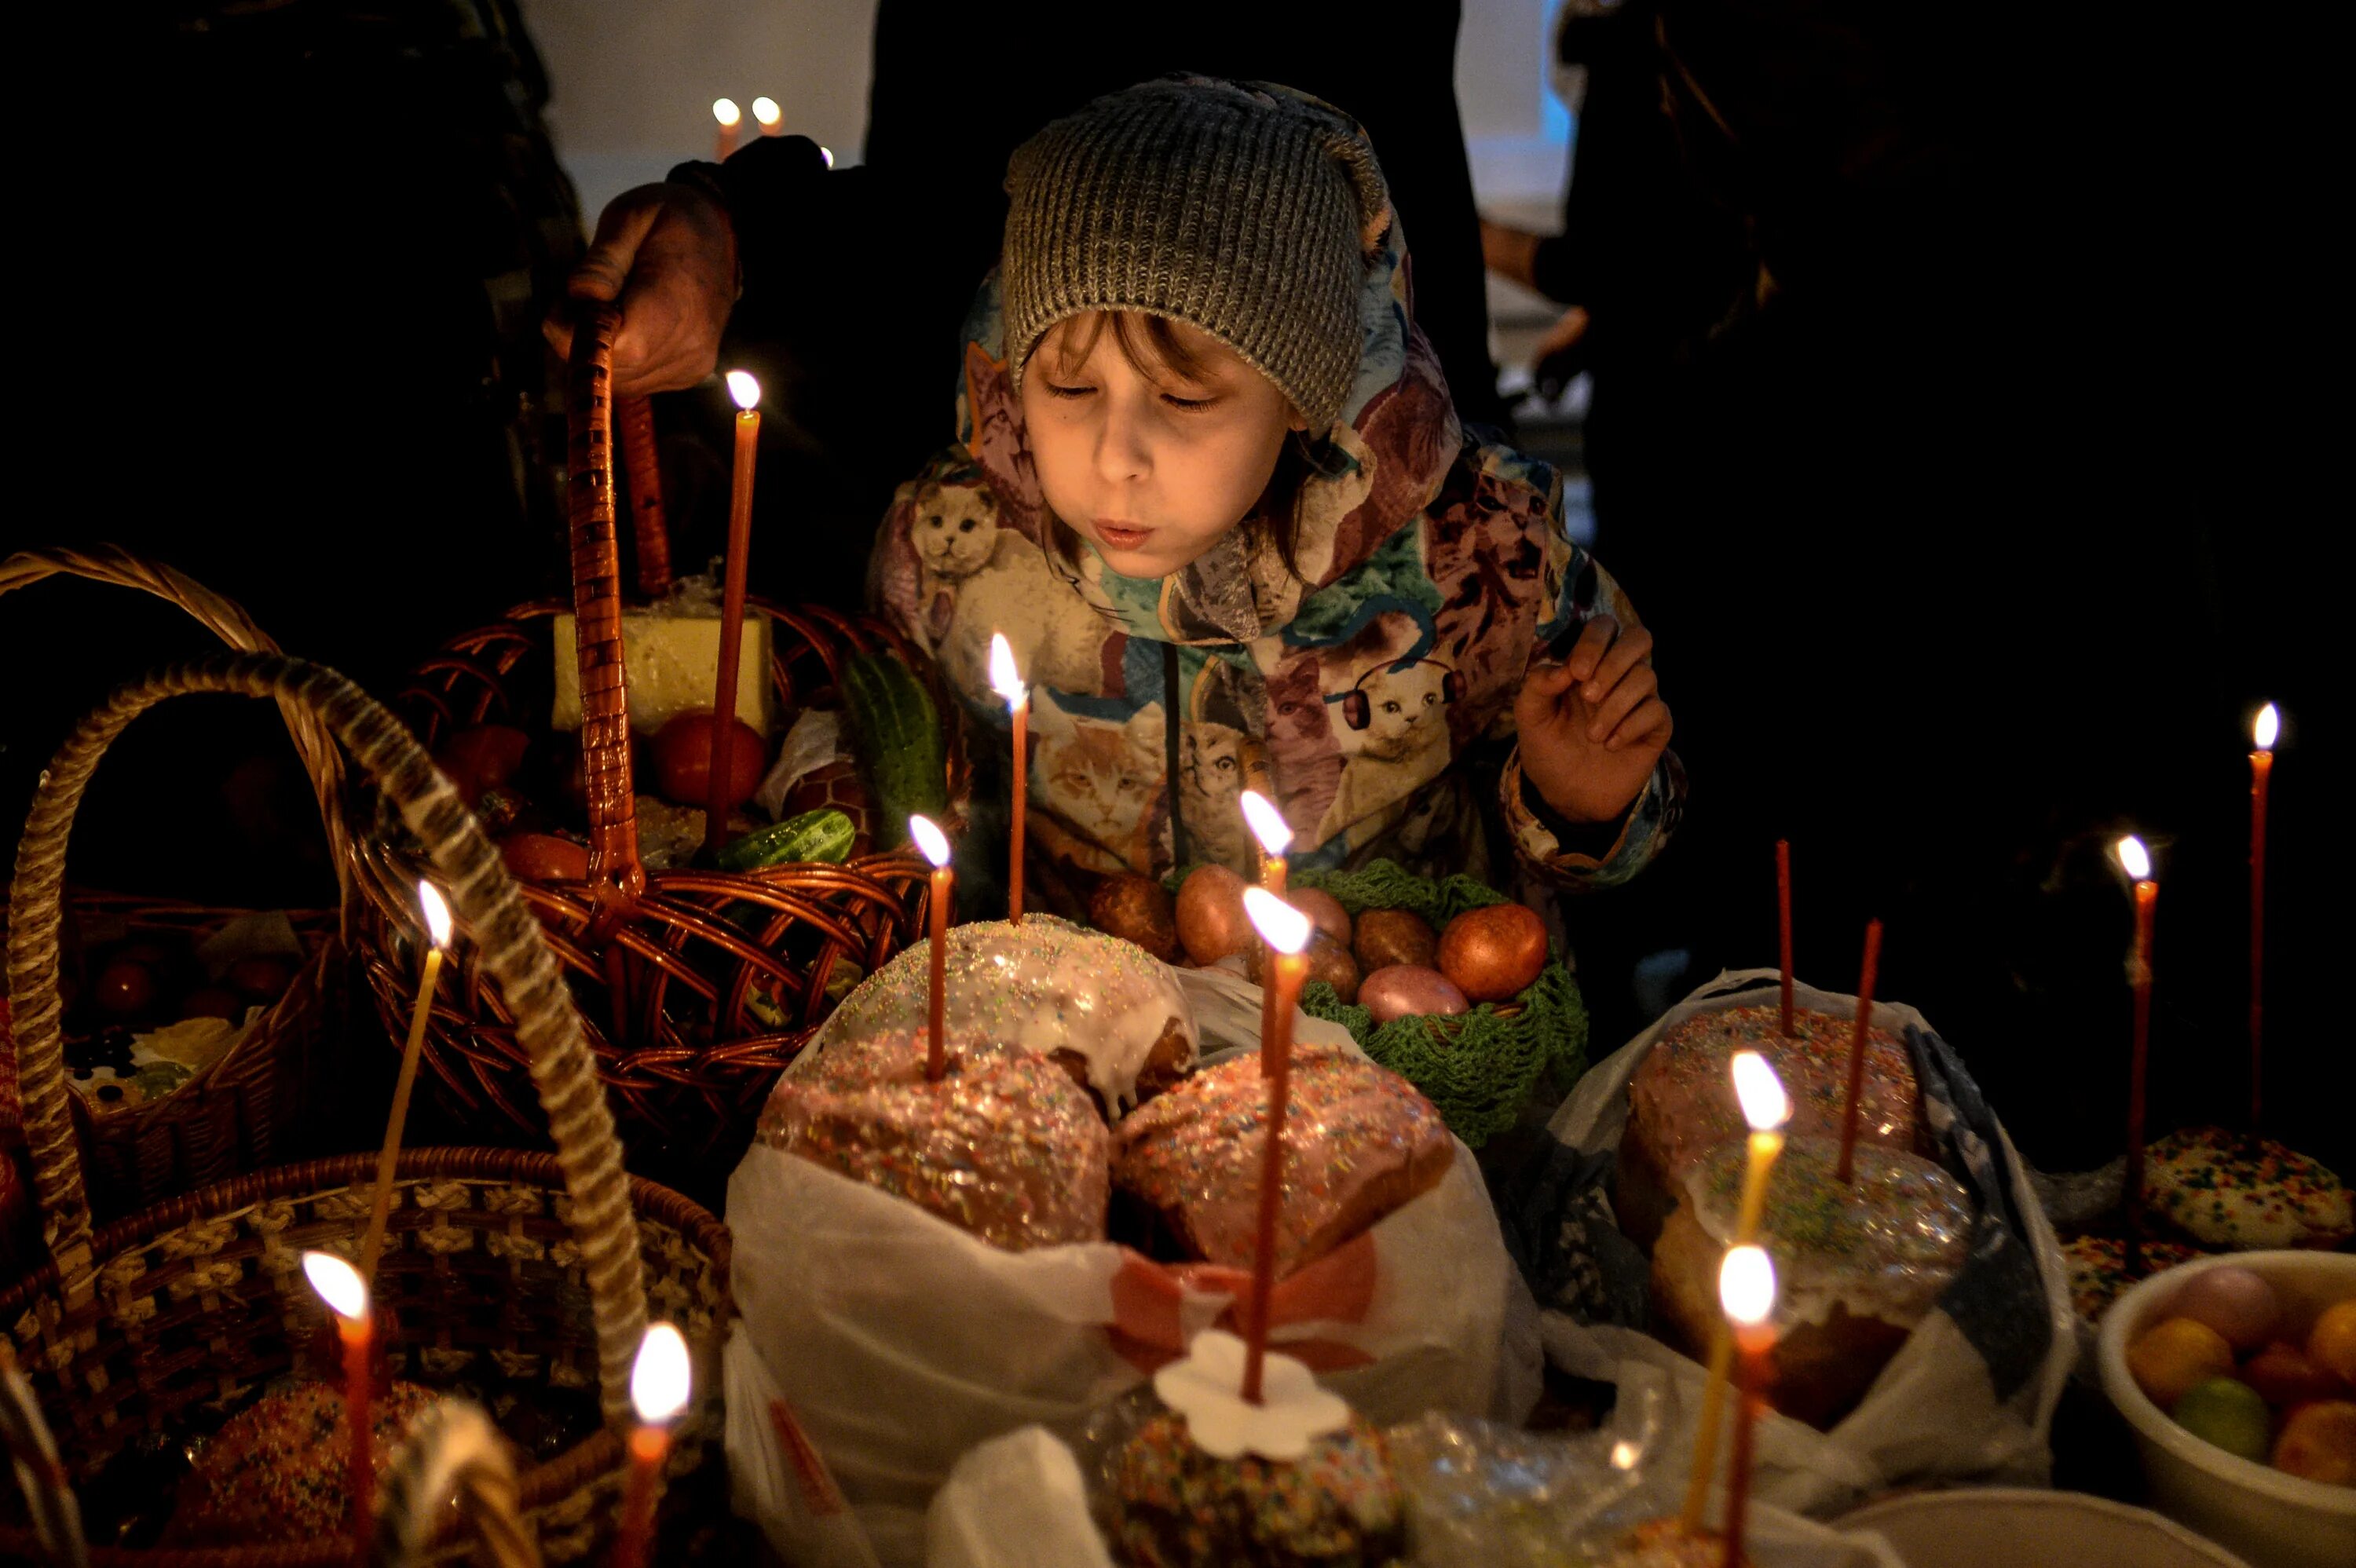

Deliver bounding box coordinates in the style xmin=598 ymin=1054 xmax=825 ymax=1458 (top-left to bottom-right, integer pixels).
xmin=1009 ymin=702 xmax=1027 ymax=923
xmin=1242 ymin=947 xmax=1308 ymax=1405
xmin=2126 ymin=876 xmax=2157 ymax=1234
xmin=342 ymin=1317 xmax=371 ymax=1564
xmin=610 ymin=1423 xmax=670 ymax=1568
xmin=927 ymin=867 xmax=950 ymax=1080
xmin=1721 ymin=1324 xmax=1773 ymax=1568
xmin=2248 ymin=745 xmax=2271 ymax=1129
xmin=705 ymin=374 xmax=761 ymax=859
xmin=1833 ymin=919 xmax=1883 ymax=1185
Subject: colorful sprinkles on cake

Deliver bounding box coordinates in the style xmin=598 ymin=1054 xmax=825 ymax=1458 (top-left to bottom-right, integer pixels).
xmin=1110 ymin=1408 xmax=1404 ymax=1568
xmin=1633 ymin=1004 xmax=1919 ymax=1181
xmin=2141 ymin=1127 xmax=2354 ymax=1251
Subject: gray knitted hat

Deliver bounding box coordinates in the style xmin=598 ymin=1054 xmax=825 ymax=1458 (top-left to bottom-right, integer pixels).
xmin=1001 ymin=77 xmax=1393 ymax=436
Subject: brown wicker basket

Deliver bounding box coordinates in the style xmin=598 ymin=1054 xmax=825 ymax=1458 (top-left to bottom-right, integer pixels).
xmin=348 ymin=305 xmax=962 ymax=1179
xmin=1 ymin=652 xmax=729 ymax=1565
xmin=0 ymin=547 xmax=353 ymax=1219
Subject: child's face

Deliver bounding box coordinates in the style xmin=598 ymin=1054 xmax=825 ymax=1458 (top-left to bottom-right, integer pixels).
xmin=1021 ymin=314 xmax=1303 ymax=579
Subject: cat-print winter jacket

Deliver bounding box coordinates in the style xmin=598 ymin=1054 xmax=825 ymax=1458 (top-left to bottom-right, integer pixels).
xmin=868 ymin=222 xmax=1684 ymax=905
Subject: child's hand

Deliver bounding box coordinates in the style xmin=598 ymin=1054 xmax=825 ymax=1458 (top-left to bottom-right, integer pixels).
xmin=1515 ymin=616 xmax=1672 ymax=825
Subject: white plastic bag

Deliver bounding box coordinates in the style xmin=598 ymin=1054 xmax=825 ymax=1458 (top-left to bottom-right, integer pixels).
xmin=1526 ymin=968 xmax=2076 ymax=1516
xmin=726 ymin=966 xmax=1539 ymax=1566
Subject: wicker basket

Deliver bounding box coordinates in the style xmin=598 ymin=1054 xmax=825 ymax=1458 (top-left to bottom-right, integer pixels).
xmin=1 ymin=653 xmax=730 ymax=1565
xmin=349 ymin=305 xmax=960 ymax=1181
xmin=0 ymin=547 xmax=354 ymax=1219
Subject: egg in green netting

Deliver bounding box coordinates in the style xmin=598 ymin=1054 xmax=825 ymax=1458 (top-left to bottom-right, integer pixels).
xmin=2171 ymin=1375 xmax=2272 ymax=1462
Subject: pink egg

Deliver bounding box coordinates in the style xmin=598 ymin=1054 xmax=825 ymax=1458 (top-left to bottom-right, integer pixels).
xmin=1359 ymin=965 xmax=1471 ymax=1025
xmin=2166 ymin=1266 xmax=2282 ymax=1354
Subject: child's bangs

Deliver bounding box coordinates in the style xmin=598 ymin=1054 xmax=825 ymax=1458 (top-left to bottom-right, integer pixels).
xmin=1043 ymin=310 xmax=1215 ymax=385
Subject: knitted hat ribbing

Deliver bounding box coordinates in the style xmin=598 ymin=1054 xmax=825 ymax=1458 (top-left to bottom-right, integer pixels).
xmin=1001 ymin=77 xmax=1392 ymax=435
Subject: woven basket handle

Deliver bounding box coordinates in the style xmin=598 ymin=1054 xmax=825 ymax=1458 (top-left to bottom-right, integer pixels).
xmin=566 ymin=305 xmax=649 ymax=916
xmin=0 ymin=545 xmax=360 ymax=923
xmin=6 ymin=652 xmax=649 ymax=1429
xmin=616 ymin=395 xmax=672 ymax=600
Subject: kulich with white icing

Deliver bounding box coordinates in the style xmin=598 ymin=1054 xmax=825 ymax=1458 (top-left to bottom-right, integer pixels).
xmin=810 ymin=915 xmax=1196 ymax=1115
xmin=2142 ymin=1126 xmax=2354 ymax=1251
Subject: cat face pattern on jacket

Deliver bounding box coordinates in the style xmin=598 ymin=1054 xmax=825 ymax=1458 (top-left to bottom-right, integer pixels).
xmin=869 ymin=137 xmax=1681 ymax=891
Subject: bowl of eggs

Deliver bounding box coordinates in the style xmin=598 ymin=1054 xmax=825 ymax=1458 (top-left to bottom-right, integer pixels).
xmin=2098 ymin=1249 xmax=2356 ymax=1568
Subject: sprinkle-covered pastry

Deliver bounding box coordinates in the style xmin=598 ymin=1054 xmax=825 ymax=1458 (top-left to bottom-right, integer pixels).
xmin=2142 ymin=1127 xmax=2354 ymax=1251
xmin=1603 ymin=1519 xmax=1746 ymax=1566
xmin=1618 ymin=1003 xmax=1920 ymax=1248
xmin=1112 ymin=1047 xmax=1453 ymax=1274
xmin=2061 ymin=1233 xmax=2201 ymax=1324
xmin=759 ymin=1027 xmax=1110 ymax=1249
xmin=166 ymin=1380 xmax=440 ymax=1547
xmin=1108 ymin=1409 xmax=1404 ymax=1568
xmin=810 ymin=916 xmax=1196 ymax=1114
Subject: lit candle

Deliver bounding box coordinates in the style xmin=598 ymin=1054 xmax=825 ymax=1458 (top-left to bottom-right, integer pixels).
xmin=989 ymin=633 xmax=1028 ymax=924
xmin=1681 ymin=1052 xmax=1790 ymax=1531
xmin=611 ymin=1322 xmax=691 ymax=1568
xmin=712 ymin=97 xmax=741 ymax=161
xmin=702 ymin=370 xmax=762 ymax=859
xmin=359 ymin=882 xmax=452 ymax=1282
xmin=819 ymin=145 xmax=836 ymax=168
xmin=2116 ymin=835 xmax=2158 ymax=1245
xmin=909 ymin=815 xmax=953 ymax=1080
xmin=1775 ymin=839 xmax=1794 ymax=1037
xmin=1240 ymin=790 xmax=1293 ymax=893
xmin=1717 ymin=1245 xmax=1779 ymax=1568
xmin=1240 ymin=887 xmax=1313 ymax=1405
xmin=302 ymin=1251 xmax=373 ymax=1562
xmin=751 ymin=96 xmax=782 ymax=137
xmin=2248 ymin=704 xmax=2277 ymax=1128
xmin=1831 ymin=919 xmax=1884 ymax=1185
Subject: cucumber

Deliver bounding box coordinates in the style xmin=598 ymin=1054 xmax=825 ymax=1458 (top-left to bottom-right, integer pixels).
xmin=716 ymin=808 xmax=857 ymax=872
xmin=841 ymin=652 xmax=948 ymax=845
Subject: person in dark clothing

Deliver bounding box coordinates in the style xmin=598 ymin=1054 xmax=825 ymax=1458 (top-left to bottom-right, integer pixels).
xmin=547 ymin=1 xmax=1506 ymax=607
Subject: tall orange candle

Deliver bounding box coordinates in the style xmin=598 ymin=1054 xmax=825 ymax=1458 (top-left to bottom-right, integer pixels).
xmin=1775 ymin=839 xmax=1794 ymax=1036
xmin=612 ymin=1323 xmax=690 ymax=1568
xmin=1239 ymin=887 xmax=1312 ymax=1405
xmin=990 ymin=634 xmax=1028 ymax=923
xmin=1717 ymin=1245 xmax=1778 ymax=1568
xmin=360 ymin=882 xmax=452 ymax=1283
xmin=1832 ymin=919 xmax=1884 ymax=1185
xmin=702 ymin=371 xmax=762 ymax=859
xmin=712 ymin=98 xmax=741 ymax=161
xmin=2248 ymin=704 xmax=2277 ymax=1128
xmin=2117 ymin=835 xmax=2157 ymax=1242
xmin=302 ymin=1252 xmax=372 ymax=1566
xmin=1681 ymin=1053 xmax=1790 ymax=1531
xmin=909 ymin=815 xmax=953 ymax=1080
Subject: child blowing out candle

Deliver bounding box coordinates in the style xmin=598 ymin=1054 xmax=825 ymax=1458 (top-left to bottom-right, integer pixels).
xmin=869 ymin=78 xmax=1684 ymax=902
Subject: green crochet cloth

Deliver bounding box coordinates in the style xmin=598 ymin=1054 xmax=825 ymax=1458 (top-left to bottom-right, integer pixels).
xmin=1168 ymin=859 xmax=1590 ymax=1146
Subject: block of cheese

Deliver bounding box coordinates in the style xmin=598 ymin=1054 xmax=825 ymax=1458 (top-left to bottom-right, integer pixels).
xmin=551 ymin=609 xmax=774 ymax=737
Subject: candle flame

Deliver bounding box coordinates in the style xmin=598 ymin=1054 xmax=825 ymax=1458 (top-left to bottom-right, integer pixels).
xmin=1718 ymin=1245 xmax=1777 ymax=1328
xmin=2116 ymin=834 xmax=2152 ymax=883
xmin=712 ymin=98 xmax=741 ymax=128
xmin=2254 ymin=703 xmax=2279 ymax=751
xmin=1730 ymin=1050 xmax=1791 ymax=1132
xmin=1238 ymin=790 xmax=1293 ymax=859
xmin=988 ymin=632 xmax=1026 ymax=706
xmin=1242 ymin=886 xmax=1313 ymax=956
xmin=820 ymin=145 xmax=835 ymax=168
xmin=726 ymin=370 xmax=762 ymax=411
xmin=1610 ymin=1439 xmax=1641 ymax=1471
xmin=302 ymin=1250 xmax=368 ymax=1322
xmin=909 ymin=814 xmax=952 ymax=868
xmin=630 ymin=1322 xmax=692 ymax=1425
xmin=751 ymin=97 xmax=781 ymax=129
xmin=417 ymin=880 xmax=452 ymax=950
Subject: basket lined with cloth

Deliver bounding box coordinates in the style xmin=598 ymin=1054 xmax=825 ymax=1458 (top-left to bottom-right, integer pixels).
xmin=1 ymin=652 xmax=730 ymax=1564
xmin=0 ymin=546 xmax=353 ymax=1219
xmin=349 ymin=306 xmax=965 ymax=1184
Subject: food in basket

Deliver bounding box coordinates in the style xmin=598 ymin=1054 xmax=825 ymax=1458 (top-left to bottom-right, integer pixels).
xmin=650 ymin=709 xmax=766 ymax=810
xmin=2060 ymin=1233 xmax=2200 ymax=1323
xmin=811 ymin=915 xmax=1196 ymax=1113
xmin=430 ymin=722 xmax=531 ymax=807
xmin=757 ymin=1026 xmax=1110 ymax=1249
xmin=840 ymin=649 xmax=948 ymax=842
xmin=2164 ymin=1263 xmax=2283 ymax=1352
xmin=2129 ymin=1288 xmax=2356 ymax=1484
xmin=1289 ymin=888 xmax=1352 ymax=948
xmin=1175 ymin=864 xmax=1255 ymax=966
xmin=163 ymin=1379 xmax=441 ymax=1547
xmin=1352 ymin=908 xmax=1436 ymax=972
xmin=2314 ymin=1299 xmax=2356 ymax=1383
xmin=1617 ymin=1003 xmax=1921 ymax=1248
xmin=1092 ymin=872 xmax=1183 ymax=963
xmin=1357 ymin=965 xmax=1469 ymax=1025
xmin=1106 ymin=1408 xmax=1405 ymax=1568
xmin=498 ymin=830 xmax=590 ymax=883
xmin=2128 ymin=1317 xmax=2237 ymax=1409
xmin=2140 ymin=1126 xmax=2354 ymax=1251
xmin=550 ymin=590 xmax=777 ymax=737
xmin=718 ymin=807 xmax=858 ymax=872
xmin=1111 ymin=1046 xmax=1452 ymax=1274
xmin=2171 ymin=1375 xmax=2273 ymax=1460
xmin=1250 ymin=933 xmax=1363 ymax=1003
xmin=225 ymin=954 xmax=294 ymax=1003
xmin=1436 ymin=903 xmax=1546 ymax=1003
xmin=1649 ymin=1138 xmax=1973 ymax=1428
xmin=2272 ymin=1399 xmax=2356 ymax=1486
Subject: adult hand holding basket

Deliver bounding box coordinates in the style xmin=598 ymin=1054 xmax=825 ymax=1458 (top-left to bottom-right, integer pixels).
xmin=2 ymin=652 xmax=730 ymax=1564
